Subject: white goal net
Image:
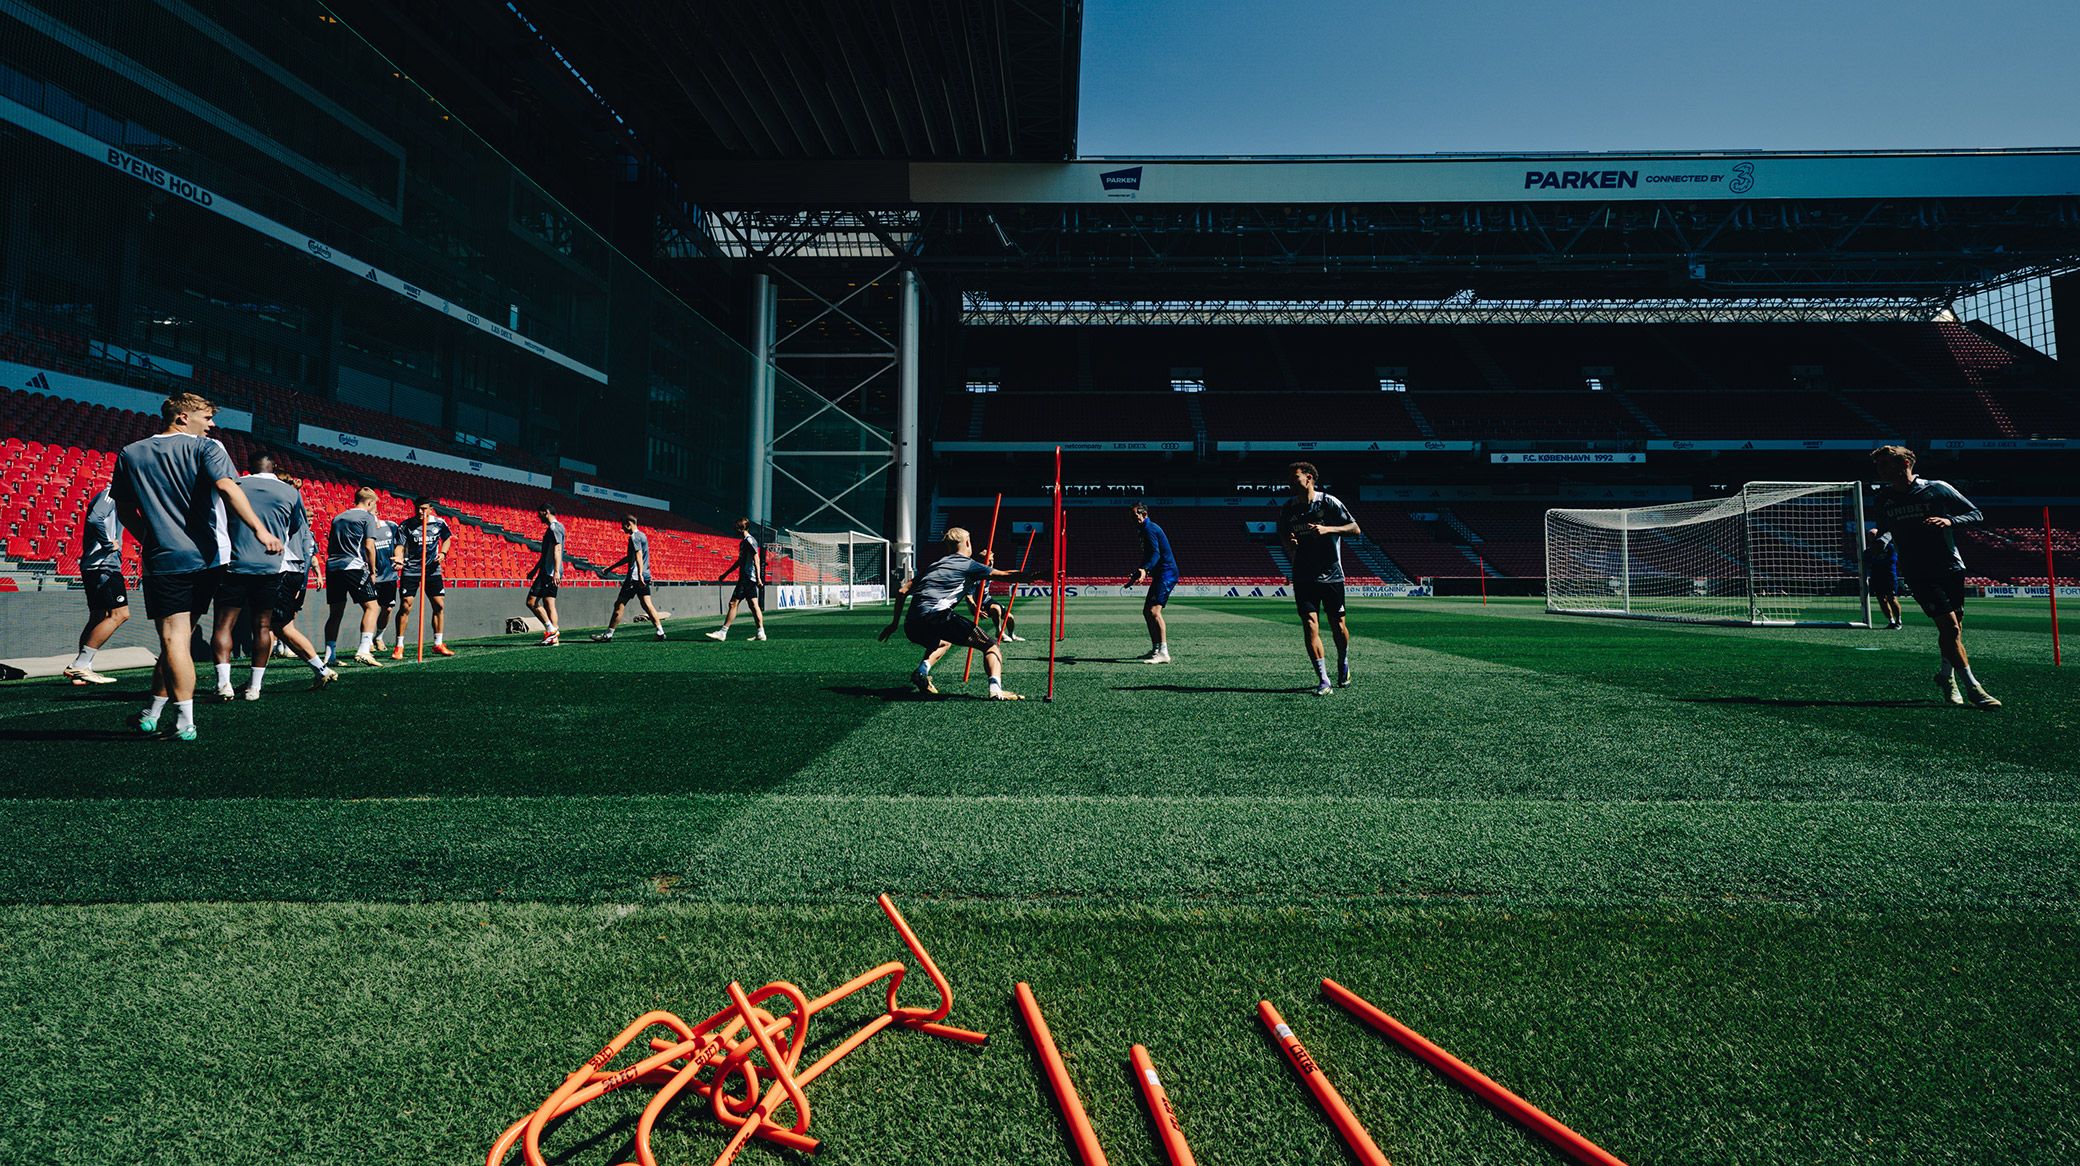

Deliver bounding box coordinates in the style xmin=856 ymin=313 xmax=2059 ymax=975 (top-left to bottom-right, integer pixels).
xmin=773 ymin=529 xmax=891 ymax=610
xmin=1546 ymin=482 xmax=1870 ymax=626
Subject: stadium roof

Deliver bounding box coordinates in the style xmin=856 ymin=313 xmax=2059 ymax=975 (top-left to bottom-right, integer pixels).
xmin=499 ymin=0 xmax=1082 ymax=162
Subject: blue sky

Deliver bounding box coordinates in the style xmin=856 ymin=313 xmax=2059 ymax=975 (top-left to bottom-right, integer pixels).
xmin=1079 ymin=0 xmax=2080 ymax=156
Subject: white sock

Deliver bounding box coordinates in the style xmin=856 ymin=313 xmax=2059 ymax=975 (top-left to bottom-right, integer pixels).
xmin=599 ymin=629 xmax=614 ymax=639
xmin=248 ymin=667 xmax=266 ymax=692
xmin=214 ymin=663 xmax=232 ymax=688
xmin=174 ymin=699 xmax=195 ymax=731
xmin=146 ymin=695 xmax=168 ymax=719
xmin=72 ymin=646 xmax=97 ymax=670
xmin=1314 ymin=658 xmax=1330 ymax=682
xmin=308 ymin=656 xmax=329 ymax=674
xmin=1959 ymin=666 xmax=1979 ymax=688
xmin=324 ymin=641 xmax=337 ymax=664
xmin=434 ymin=632 xmax=444 ymax=645
xmin=989 ymin=675 xmax=1003 ymax=692
xmin=1158 ymin=641 xmax=1168 ymax=653
xmin=358 ymin=632 xmax=374 ymax=652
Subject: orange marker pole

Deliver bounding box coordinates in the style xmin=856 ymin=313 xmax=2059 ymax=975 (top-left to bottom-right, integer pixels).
xmin=2047 ymin=505 xmax=2062 ymax=666
xmin=1015 ymin=982 xmax=1107 ymax=1166
xmin=999 ymin=528 xmax=1039 ymax=628
xmin=1129 ymin=1044 xmax=1197 ymax=1166
xmin=1046 ymin=447 xmax=1062 ymax=701
xmin=1321 ymin=977 xmax=1629 ymax=1166
xmin=1258 ymin=999 xmax=1389 ymax=1166
xmin=963 ymin=492 xmax=1003 ymax=682
xmin=415 ymin=513 xmax=429 ymax=662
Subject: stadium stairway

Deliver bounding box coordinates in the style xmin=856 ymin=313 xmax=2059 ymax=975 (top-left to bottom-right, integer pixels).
xmin=1609 ymin=388 xmax=1669 ymax=438
xmin=1347 ymin=537 xmax=1410 ymax=584
xmin=1398 ymin=394 xmax=1438 ymax=438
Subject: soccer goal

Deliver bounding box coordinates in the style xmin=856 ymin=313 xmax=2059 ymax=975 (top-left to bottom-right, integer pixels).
xmin=774 ymin=529 xmax=891 ymax=610
xmin=1546 ymin=482 xmax=1871 ymax=626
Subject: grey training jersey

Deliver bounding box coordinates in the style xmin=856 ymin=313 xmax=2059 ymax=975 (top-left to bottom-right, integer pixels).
xmin=228 ymin=474 xmax=305 ymax=576
xmin=908 ymin=553 xmax=992 ymax=616
xmin=625 ymin=530 xmax=652 ymax=583
xmin=735 ymin=535 xmax=763 ymax=585
xmin=1280 ymin=490 xmax=1355 ymax=585
xmin=327 ymin=508 xmax=380 ymax=571
xmin=79 ymin=487 xmax=123 ymax=574
xmin=1871 ymin=478 xmax=1982 ymax=575
xmin=371 ymin=521 xmax=399 ymax=584
xmin=112 ymin=432 xmax=237 ymax=575
xmin=282 ymin=493 xmax=315 ymax=573
xmin=539 ymin=519 xmax=567 ymax=579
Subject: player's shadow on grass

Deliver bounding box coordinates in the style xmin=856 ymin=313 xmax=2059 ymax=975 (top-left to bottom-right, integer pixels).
xmin=825 ymin=684 xmax=999 ymax=702
xmin=1114 ymin=683 xmax=1317 ymax=695
xmin=1677 ymin=695 xmax=1930 ymax=709
xmin=0 ymin=728 xmax=152 ymax=742
xmin=1055 ymin=655 xmax=1143 ymax=665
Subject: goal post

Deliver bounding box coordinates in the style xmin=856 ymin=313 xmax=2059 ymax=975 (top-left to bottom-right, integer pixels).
xmin=775 ymin=528 xmax=891 ymax=610
xmin=1546 ymin=482 xmax=1871 ymax=627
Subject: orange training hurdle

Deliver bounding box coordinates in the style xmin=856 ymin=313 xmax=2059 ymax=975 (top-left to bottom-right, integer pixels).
xmin=488 ymin=894 xmax=987 ymax=1166
xmin=1258 ymin=999 xmax=1390 ymax=1166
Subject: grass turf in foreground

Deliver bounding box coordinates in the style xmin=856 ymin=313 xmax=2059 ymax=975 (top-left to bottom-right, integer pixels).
xmin=0 ymin=598 xmax=2074 ymax=1164
xmin=2 ymin=901 xmax=2075 ymax=1166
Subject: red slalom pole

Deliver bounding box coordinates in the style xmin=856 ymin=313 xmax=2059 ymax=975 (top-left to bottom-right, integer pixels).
xmin=1258 ymin=999 xmax=1390 ymax=1166
xmin=963 ymin=493 xmax=1003 ymax=683
xmin=1479 ymin=553 xmax=1488 ymax=606
xmin=1321 ymin=977 xmax=1629 ymax=1166
xmin=1046 ymin=446 xmax=1062 ymax=702
xmin=2048 ymin=505 xmax=2063 ymax=666
xmin=415 ymin=513 xmax=429 ymax=662
xmin=999 ymin=528 xmax=1039 ymax=628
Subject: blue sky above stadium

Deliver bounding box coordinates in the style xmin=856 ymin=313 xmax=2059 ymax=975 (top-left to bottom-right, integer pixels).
xmin=1080 ymin=0 xmax=2080 ymax=156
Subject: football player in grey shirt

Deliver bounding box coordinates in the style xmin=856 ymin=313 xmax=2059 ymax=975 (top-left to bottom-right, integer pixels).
xmin=707 ymin=518 xmax=769 ymax=641
xmin=64 ymin=484 xmax=129 ymax=685
xmin=208 ymin=453 xmax=334 ymax=699
xmin=322 ymin=487 xmax=386 ymax=668
xmin=879 ymin=527 xmax=1045 ymax=699
xmin=1279 ymin=461 xmax=1363 ymax=696
xmin=391 ymin=498 xmax=456 ymax=657
xmin=112 ymin=392 xmax=281 ymax=741
xmin=370 ymin=515 xmax=400 ymax=654
xmin=592 ymin=515 xmax=667 ymax=642
xmin=524 ymin=503 xmax=567 ymax=646
xmin=1869 ymin=445 xmax=1999 ymax=708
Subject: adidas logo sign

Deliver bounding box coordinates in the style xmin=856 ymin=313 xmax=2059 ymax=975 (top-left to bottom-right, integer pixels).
xmin=26 ymin=372 xmax=51 ymax=392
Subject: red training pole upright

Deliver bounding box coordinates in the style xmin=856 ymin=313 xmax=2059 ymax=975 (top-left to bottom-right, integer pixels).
xmin=1046 ymin=446 xmax=1062 ymax=702
xmin=415 ymin=513 xmax=428 ymax=662
xmin=2048 ymin=505 xmax=2063 ymax=666
xmin=1479 ymin=553 xmax=1488 ymax=606
xmin=963 ymin=492 xmax=1003 ymax=683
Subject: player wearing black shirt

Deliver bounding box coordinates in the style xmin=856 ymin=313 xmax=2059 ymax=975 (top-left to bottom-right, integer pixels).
xmin=1868 ymin=445 xmax=1998 ymax=708
xmin=1279 ymin=461 xmax=1362 ymax=696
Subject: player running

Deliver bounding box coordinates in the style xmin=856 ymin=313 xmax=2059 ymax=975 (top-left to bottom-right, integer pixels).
xmin=1280 ymin=461 xmax=1361 ymax=696
xmin=525 ymin=503 xmax=565 ymax=645
xmin=707 ymin=517 xmax=768 ymax=641
xmin=267 ymin=471 xmax=339 ymax=690
xmin=209 ymin=453 xmax=329 ymax=700
xmin=111 ymin=392 xmax=282 ymax=741
xmin=369 ymin=512 xmax=400 ymax=653
xmin=391 ymin=498 xmax=456 ymax=658
xmin=591 ymin=514 xmax=668 ymax=642
xmin=1127 ymin=501 xmax=1179 ymax=663
xmin=63 ymin=483 xmax=129 ymax=685
xmin=1868 ymin=445 xmax=1999 ymax=708
xmin=322 ymin=487 xmax=386 ymax=668
xmin=880 ymin=528 xmax=1044 ymax=699
xmin=1864 ymin=528 xmax=1904 ymax=630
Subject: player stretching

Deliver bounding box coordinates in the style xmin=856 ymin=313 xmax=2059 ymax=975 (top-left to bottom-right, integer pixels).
xmin=267 ymin=472 xmax=339 ymax=689
xmin=1868 ymin=445 xmax=1999 ymax=708
xmin=879 ymin=528 xmax=1043 ymax=699
xmin=1280 ymin=461 xmax=1361 ymax=696
xmin=111 ymin=392 xmax=281 ymax=741
xmin=322 ymin=488 xmax=386 ymax=668
xmin=63 ymin=483 xmax=129 ymax=684
xmin=592 ymin=515 xmax=667 ymax=641
xmin=369 ymin=512 xmax=400 ymax=653
xmin=391 ymin=498 xmax=456 ymax=658
xmin=1864 ymin=529 xmax=1904 ymax=631
xmin=525 ymin=503 xmax=565 ymax=645
xmin=209 ymin=453 xmax=325 ymax=700
xmin=707 ymin=517 xmax=767 ymax=641
xmin=1127 ymin=502 xmax=1179 ymax=663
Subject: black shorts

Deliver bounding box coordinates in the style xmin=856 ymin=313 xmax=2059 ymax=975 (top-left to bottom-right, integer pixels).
xmin=905 ymin=608 xmax=993 ymax=651
xmin=142 ymin=567 xmax=224 ymax=621
xmin=618 ymin=579 xmax=653 ymax=603
xmin=731 ymin=580 xmax=765 ymax=603
xmin=329 ymin=568 xmax=376 ymax=605
xmin=1294 ymin=579 xmax=1347 ymax=618
xmin=83 ymin=569 xmax=128 ymax=614
xmin=400 ymin=572 xmax=445 ymax=598
xmin=1867 ymin=573 xmax=1897 ymax=599
xmin=1904 ymin=570 xmax=1968 ymax=619
xmin=216 ymin=572 xmax=282 ymax=619
xmin=528 ymin=577 xmax=561 ymax=599
xmin=273 ymin=572 xmax=309 ymax=624
xmin=375 ymin=579 xmax=399 ymax=606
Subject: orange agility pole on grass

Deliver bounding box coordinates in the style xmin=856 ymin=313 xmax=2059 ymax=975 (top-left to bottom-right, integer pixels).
xmin=488 ymin=895 xmax=986 ymax=1166
xmin=1015 ymin=982 xmax=1108 ymax=1166
xmin=963 ymin=491 xmax=1003 ymax=682
xmin=1321 ymin=977 xmax=1631 ymax=1166
xmin=1129 ymin=1044 xmax=1197 ymax=1166
xmin=1258 ymin=999 xmax=1390 ymax=1166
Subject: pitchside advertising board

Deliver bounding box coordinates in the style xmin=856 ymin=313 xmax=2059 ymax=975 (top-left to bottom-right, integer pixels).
xmin=910 ymin=152 xmax=2080 ymax=204
xmin=1981 ymin=585 xmax=2080 ymax=598
xmin=1001 ymin=583 xmax=1432 ymax=600
xmin=297 ymin=424 xmax=553 ymax=488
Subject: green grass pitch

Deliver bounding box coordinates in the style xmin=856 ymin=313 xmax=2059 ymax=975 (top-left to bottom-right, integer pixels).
xmin=1 ymin=597 xmax=2075 ymax=1164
